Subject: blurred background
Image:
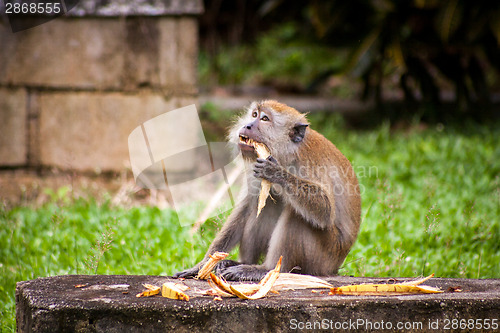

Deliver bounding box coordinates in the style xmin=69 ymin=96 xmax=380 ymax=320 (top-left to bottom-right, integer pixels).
xmin=0 ymin=0 xmax=499 ymax=330
xmin=198 ymin=0 xmax=500 ymax=120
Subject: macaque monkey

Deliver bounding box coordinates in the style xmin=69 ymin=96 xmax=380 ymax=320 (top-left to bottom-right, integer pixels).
xmin=174 ymin=100 xmax=361 ymax=281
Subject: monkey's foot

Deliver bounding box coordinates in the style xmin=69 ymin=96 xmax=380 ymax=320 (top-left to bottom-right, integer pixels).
xmin=221 ymin=264 xmax=269 ymax=282
xmin=174 ymin=260 xmax=241 ymax=279
xmin=173 ymin=266 xmax=199 ymax=279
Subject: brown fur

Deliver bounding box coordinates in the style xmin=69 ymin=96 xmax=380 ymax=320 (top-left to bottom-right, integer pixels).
xmin=174 ymin=101 xmax=361 ymax=281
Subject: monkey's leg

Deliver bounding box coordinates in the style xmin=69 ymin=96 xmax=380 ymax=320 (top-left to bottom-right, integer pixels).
xmin=173 ymin=203 xmax=250 ymax=278
xmin=222 ymin=199 xmax=284 ymax=281
xmin=221 ymin=211 xmax=316 ymax=281
xmin=263 ymin=209 xmax=337 ymax=276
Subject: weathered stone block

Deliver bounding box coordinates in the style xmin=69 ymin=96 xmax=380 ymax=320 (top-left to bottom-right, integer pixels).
xmin=39 ymin=92 xmax=198 ymax=172
xmin=0 ymin=88 xmax=27 ymax=166
xmin=0 ymin=17 xmax=198 ymax=92
xmin=0 ymin=19 xmax=125 ymax=90
xmin=68 ymin=0 xmax=204 ymax=17
xmin=123 ymin=18 xmax=162 ymax=91
xmin=178 ymin=18 xmax=199 ymax=88
xmin=157 ymin=18 xmax=199 ymax=95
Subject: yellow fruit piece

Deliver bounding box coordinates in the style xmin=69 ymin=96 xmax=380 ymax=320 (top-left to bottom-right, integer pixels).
xmin=208 ymin=273 xmax=234 ymax=297
xmin=230 ymin=257 xmax=282 ymax=300
xmin=208 ymin=256 xmax=282 ymax=300
xmin=136 ymin=284 xmax=161 ymax=297
xmin=161 ymin=282 xmax=190 ymax=301
xmin=196 ymin=251 xmax=229 ymax=280
xmin=254 ymin=143 xmax=271 ymax=217
xmin=329 ymin=274 xmax=443 ymax=295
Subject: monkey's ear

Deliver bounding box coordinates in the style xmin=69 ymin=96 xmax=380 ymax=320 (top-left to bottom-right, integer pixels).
xmin=290 ymin=123 xmax=308 ymax=143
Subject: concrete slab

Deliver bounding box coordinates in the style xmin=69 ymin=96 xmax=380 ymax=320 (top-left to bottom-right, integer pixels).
xmin=16 ymin=275 xmax=499 ymax=332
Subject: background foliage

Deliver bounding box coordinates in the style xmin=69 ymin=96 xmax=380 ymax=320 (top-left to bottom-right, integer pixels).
xmin=200 ymin=0 xmax=500 ymax=120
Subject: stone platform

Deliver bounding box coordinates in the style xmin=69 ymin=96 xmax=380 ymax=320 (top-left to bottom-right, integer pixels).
xmin=16 ymin=275 xmax=499 ymax=332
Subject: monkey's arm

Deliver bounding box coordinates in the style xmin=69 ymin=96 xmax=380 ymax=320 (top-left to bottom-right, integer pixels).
xmin=254 ymin=157 xmax=335 ymax=229
xmin=173 ymin=202 xmax=250 ymax=278
xmin=205 ymin=201 xmax=250 ymax=254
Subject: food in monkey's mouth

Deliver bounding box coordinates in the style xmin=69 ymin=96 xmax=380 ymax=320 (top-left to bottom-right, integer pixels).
xmin=239 ymin=134 xmax=260 ymax=152
xmin=238 ymin=134 xmax=251 ymax=144
xmin=238 ymin=135 xmax=272 ymax=217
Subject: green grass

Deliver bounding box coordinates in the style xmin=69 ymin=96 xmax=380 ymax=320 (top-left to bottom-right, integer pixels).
xmin=308 ymin=114 xmax=500 ymax=278
xmin=1 ymin=117 xmax=499 ymax=331
xmin=0 ymin=196 xmax=226 ymax=331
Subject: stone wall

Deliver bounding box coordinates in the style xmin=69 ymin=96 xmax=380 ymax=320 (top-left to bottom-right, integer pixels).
xmin=0 ymin=1 xmax=202 ymax=172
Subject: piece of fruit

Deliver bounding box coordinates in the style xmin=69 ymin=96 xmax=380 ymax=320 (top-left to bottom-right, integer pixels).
xmin=161 ymin=282 xmax=190 ymax=301
xmin=196 ymin=251 xmax=229 ymax=280
xmin=329 ymin=274 xmax=443 ymax=295
xmin=254 ymin=143 xmax=271 ymax=217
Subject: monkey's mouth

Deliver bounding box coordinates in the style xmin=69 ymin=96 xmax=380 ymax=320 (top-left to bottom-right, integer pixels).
xmin=238 ymin=134 xmax=265 ymax=152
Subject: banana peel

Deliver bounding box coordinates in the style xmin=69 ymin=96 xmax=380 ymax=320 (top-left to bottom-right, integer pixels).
xmin=136 ymin=284 xmax=161 ymax=297
xmin=229 ymin=257 xmax=282 ymax=300
xmin=329 ymin=274 xmax=443 ymax=296
xmin=209 ymin=256 xmax=282 ymax=300
xmin=137 ymin=282 xmax=190 ymax=301
xmin=196 ymin=251 xmax=229 ymax=280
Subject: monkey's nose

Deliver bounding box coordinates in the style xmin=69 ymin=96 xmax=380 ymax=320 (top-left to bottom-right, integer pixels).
xmin=246 ymin=124 xmax=252 ymax=130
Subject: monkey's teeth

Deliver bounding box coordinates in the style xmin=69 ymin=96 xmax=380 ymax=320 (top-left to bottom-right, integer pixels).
xmin=239 ymin=135 xmax=260 ymax=148
xmin=239 ymin=135 xmax=250 ymax=144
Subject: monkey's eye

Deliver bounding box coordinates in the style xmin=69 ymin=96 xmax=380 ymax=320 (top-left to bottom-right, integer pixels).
xmin=252 ymin=111 xmax=258 ymax=118
xmin=261 ymin=115 xmax=269 ymax=122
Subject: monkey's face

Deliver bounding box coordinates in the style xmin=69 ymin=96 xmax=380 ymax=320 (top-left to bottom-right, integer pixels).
xmin=237 ymin=103 xmax=274 ymax=158
xmin=229 ymin=100 xmax=309 ymax=163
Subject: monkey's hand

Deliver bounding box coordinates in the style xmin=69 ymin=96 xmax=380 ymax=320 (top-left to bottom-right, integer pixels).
xmin=256 ymin=156 xmax=335 ymax=229
xmin=254 ymin=156 xmax=287 ymax=185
